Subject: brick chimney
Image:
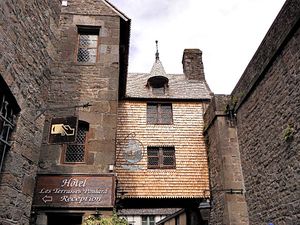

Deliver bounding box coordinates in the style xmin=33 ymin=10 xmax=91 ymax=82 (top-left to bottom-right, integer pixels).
xmin=182 ymin=49 xmax=205 ymax=80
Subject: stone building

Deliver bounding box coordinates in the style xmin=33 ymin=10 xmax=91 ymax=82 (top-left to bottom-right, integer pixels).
xmin=1 ymin=0 xmax=130 ymax=224
xmin=0 ymin=1 xmax=61 ymax=224
xmin=32 ymin=0 xmax=130 ymax=224
xmin=1 ymin=0 xmax=299 ymax=225
xmin=204 ymin=0 xmax=300 ymax=224
xmin=115 ymin=48 xmax=212 ymax=225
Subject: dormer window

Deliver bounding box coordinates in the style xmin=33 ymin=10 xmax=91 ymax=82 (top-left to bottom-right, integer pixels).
xmin=152 ymin=87 xmax=165 ymax=95
xmin=146 ymin=76 xmax=168 ymax=95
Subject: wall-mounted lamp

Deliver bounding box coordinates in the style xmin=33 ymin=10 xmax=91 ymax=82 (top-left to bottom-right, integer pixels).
xmin=199 ymin=199 xmax=211 ymax=221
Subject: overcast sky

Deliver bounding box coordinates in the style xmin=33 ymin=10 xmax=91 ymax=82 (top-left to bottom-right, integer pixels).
xmin=109 ymin=0 xmax=286 ymax=94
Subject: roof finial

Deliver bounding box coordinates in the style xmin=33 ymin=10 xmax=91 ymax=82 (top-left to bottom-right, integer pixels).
xmin=155 ymin=40 xmax=159 ymax=61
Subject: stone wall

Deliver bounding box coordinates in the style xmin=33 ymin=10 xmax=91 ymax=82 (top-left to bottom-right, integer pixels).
xmin=38 ymin=0 xmax=122 ymax=176
xmin=204 ymin=95 xmax=249 ymax=225
xmin=0 ymin=0 xmax=61 ymax=224
xmin=231 ymin=0 xmax=300 ymax=223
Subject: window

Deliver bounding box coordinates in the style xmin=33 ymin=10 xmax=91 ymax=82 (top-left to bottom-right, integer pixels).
xmin=62 ymin=121 xmax=89 ymax=163
xmin=76 ymin=26 xmax=100 ymax=63
xmin=0 ymin=78 xmax=20 ymax=172
xmin=152 ymin=87 xmax=165 ymax=95
xmin=147 ymin=76 xmax=168 ymax=96
xmin=147 ymin=103 xmax=173 ymax=124
xmin=147 ymin=146 xmax=176 ymax=169
xmin=142 ymin=216 xmax=155 ymax=225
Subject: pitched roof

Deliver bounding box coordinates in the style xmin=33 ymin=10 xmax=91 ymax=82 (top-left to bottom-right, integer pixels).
xmin=125 ymin=58 xmax=212 ymax=100
xmin=102 ymin=0 xmax=130 ymax=21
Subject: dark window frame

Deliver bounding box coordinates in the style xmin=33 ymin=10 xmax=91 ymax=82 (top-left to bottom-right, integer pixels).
xmin=62 ymin=121 xmax=89 ymax=164
xmin=147 ymin=146 xmax=176 ymax=169
xmin=142 ymin=215 xmax=155 ymax=225
xmin=147 ymin=103 xmax=173 ymax=125
xmin=76 ymin=26 xmax=100 ymax=64
xmin=0 ymin=77 xmax=20 ymax=172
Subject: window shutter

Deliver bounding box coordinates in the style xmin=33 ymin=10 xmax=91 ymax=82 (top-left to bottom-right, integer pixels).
xmin=160 ymin=103 xmax=173 ymax=124
xmin=147 ymin=104 xmax=158 ymax=124
xmin=147 ymin=147 xmax=159 ymax=168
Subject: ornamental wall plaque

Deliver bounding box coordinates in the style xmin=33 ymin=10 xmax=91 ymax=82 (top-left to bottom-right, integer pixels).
xmin=121 ymin=133 xmax=144 ymax=171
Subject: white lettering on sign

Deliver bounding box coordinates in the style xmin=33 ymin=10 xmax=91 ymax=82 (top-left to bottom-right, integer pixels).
xmin=39 ymin=188 xmax=51 ymax=194
xmin=61 ymin=178 xmax=87 ymax=187
xmin=52 ymin=188 xmax=81 ymax=194
xmin=83 ymin=188 xmax=108 ymax=194
xmin=60 ymin=195 xmax=102 ymax=203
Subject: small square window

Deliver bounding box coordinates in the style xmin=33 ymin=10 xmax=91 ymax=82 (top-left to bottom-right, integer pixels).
xmin=62 ymin=121 xmax=89 ymax=163
xmin=142 ymin=216 xmax=155 ymax=225
xmin=76 ymin=27 xmax=100 ymax=63
xmin=147 ymin=103 xmax=173 ymax=124
xmin=147 ymin=146 xmax=176 ymax=169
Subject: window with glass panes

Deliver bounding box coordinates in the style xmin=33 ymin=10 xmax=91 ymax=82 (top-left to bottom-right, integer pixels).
xmin=63 ymin=121 xmax=89 ymax=163
xmin=142 ymin=216 xmax=155 ymax=225
xmin=77 ymin=27 xmax=99 ymax=63
xmin=147 ymin=103 xmax=172 ymax=124
xmin=147 ymin=146 xmax=176 ymax=169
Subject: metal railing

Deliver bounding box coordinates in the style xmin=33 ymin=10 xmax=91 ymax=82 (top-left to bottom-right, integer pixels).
xmin=0 ymin=94 xmax=15 ymax=172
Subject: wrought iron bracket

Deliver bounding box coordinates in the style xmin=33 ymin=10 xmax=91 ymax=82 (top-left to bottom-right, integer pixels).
xmin=34 ymin=102 xmax=92 ymax=120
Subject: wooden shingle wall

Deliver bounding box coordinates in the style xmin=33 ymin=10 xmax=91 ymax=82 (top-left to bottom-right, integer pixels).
xmin=116 ymin=101 xmax=209 ymax=198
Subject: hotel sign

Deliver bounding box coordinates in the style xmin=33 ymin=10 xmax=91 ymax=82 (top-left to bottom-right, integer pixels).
xmin=48 ymin=116 xmax=78 ymax=144
xmin=33 ymin=175 xmax=115 ymax=208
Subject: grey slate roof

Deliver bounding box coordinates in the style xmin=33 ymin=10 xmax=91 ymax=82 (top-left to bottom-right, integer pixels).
xmin=126 ymin=59 xmax=212 ymax=100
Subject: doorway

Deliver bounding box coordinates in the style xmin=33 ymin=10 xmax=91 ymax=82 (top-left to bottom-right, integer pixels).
xmin=47 ymin=213 xmax=83 ymax=225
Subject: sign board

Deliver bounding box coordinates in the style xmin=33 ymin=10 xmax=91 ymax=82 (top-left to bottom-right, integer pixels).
xmin=121 ymin=138 xmax=144 ymax=171
xmin=48 ymin=116 xmax=78 ymax=144
xmin=33 ymin=175 xmax=115 ymax=208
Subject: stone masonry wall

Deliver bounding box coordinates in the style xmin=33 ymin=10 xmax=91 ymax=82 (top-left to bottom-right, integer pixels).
xmin=233 ymin=14 xmax=300 ymax=225
xmin=231 ymin=0 xmax=300 ymax=224
xmin=204 ymin=95 xmax=249 ymax=225
xmin=38 ymin=0 xmax=122 ymax=175
xmin=0 ymin=0 xmax=61 ymax=225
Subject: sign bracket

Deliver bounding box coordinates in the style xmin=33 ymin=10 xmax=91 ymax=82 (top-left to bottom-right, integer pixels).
xmin=35 ymin=102 xmax=92 ymax=120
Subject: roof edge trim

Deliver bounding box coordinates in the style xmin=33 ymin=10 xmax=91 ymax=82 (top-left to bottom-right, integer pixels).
xmin=102 ymin=0 xmax=130 ymax=21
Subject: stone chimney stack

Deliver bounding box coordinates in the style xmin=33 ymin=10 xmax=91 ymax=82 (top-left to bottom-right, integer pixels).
xmin=182 ymin=49 xmax=205 ymax=80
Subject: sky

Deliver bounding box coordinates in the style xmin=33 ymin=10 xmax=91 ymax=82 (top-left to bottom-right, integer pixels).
xmin=109 ymin=0 xmax=286 ymax=94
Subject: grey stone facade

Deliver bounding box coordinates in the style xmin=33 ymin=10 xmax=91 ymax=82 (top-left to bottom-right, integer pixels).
xmin=204 ymin=95 xmax=249 ymax=225
xmin=232 ymin=1 xmax=300 ymax=223
xmin=0 ymin=0 xmax=61 ymax=224
xmin=205 ymin=0 xmax=300 ymax=224
xmin=0 ymin=0 xmax=129 ymax=224
xmin=38 ymin=0 xmax=129 ymax=175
